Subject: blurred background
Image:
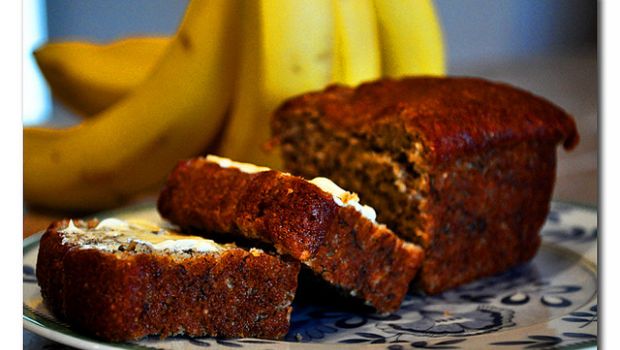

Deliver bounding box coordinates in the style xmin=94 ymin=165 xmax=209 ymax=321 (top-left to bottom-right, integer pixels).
xmin=25 ymin=0 xmax=597 ymax=124
xmin=23 ymin=0 xmax=598 ymax=205
xmin=23 ymin=0 xmax=597 ymax=211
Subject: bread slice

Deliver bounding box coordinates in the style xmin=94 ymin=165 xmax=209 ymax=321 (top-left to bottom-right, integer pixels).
xmin=36 ymin=218 xmax=300 ymax=341
xmin=271 ymin=76 xmax=579 ymax=294
xmin=157 ymin=155 xmax=424 ymax=313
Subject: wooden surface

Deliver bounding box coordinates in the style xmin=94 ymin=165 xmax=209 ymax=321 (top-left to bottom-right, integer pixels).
xmin=22 ymin=49 xmax=598 ymax=349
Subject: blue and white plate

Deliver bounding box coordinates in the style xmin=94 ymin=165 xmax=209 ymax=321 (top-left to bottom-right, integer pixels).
xmin=23 ymin=202 xmax=597 ymax=349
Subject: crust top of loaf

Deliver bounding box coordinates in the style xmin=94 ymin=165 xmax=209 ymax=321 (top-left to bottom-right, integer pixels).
xmin=273 ymin=76 xmax=579 ymax=164
xmin=202 ymin=155 xmax=377 ymax=222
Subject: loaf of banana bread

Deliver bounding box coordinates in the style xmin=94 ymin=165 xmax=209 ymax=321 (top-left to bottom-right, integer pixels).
xmin=157 ymin=155 xmax=424 ymax=313
xmin=271 ymin=76 xmax=579 ymax=294
xmin=36 ymin=218 xmax=300 ymax=341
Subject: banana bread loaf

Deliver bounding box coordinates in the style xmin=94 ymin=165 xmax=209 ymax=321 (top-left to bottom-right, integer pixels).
xmin=157 ymin=155 xmax=424 ymax=313
xmin=36 ymin=218 xmax=300 ymax=341
xmin=271 ymin=76 xmax=579 ymax=294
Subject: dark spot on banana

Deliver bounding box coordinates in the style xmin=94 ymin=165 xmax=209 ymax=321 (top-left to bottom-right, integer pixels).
xmin=50 ymin=151 xmax=61 ymax=163
xmin=291 ymin=63 xmax=302 ymax=74
xmin=148 ymin=134 xmax=168 ymax=150
xmin=179 ymin=32 xmax=192 ymax=51
xmin=316 ymin=50 xmax=332 ymax=63
xmin=81 ymin=170 xmax=116 ymax=185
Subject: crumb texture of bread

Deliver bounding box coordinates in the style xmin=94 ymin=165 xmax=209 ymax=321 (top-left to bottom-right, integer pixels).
xmin=158 ymin=159 xmax=423 ymax=313
xmin=271 ymin=76 xmax=579 ymax=294
xmin=36 ymin=220 xmax=300 ymax=341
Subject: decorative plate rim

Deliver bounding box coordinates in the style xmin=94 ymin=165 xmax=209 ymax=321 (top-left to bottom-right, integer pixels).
xmin=23 ymin=201 xmax=598 ymax=350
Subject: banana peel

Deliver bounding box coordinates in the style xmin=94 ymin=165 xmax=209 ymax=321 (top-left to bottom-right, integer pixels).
xmin=34 ymin=37 xmax=169 ymax=116
xmin=332 ymin=0 xmax=382 ymax=85
xmin=373 ymin=0 xmax=446 ymax=76
xmin=220 ymin=0 xmax=340 ymax=170
xmin=24 ymin=0 xmax=241 ymax=211
xmin=25 ymin=0 xmax=447 ymax=211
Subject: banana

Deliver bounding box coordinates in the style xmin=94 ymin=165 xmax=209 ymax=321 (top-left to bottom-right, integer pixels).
xmin=260 ymin=0 xmax=336 ymax=110
xmin=373 ymin=0 xmax=446 ymax=76
xmin=217 ymin=0 xmax=270 ymax=166
xmin=34 ymin=37 xmax=170 ymax=116
xmin=26 ymin=0 xmax=447 ymax=210
xmin=332 ymin=0 xmax=382 ymax=85
xmin=218 ymin=0 xmax=338 ymax=169
xmin=24 ymin=0 xmax=241 ymax=211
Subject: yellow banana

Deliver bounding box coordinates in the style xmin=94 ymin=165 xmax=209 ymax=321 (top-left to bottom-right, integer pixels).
xmin=34 ymin=37 xmax=170 ymax=116
xmin=260 ymin=0 xmax=336 ymax=110
xmin=219 ymin=0 xmax=337 ymax=169
xmin=373 ymin=0 xmax=446 ymax=76
xmin=217 ymin=0 xmax=271 ymax=166
xmin=24 ymin=0 xmax=241 ymax=211
xmin=332 ymin=0 xmax=382 ymax=85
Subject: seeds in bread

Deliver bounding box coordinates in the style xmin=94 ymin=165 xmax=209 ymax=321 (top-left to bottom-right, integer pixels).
xmin=157 ymin=155 xmax=424 ymax=313
xmin=36 ymin=218 xmax=300 ymax=341
xmin=271 ymin=76 xmax=579 ymax=294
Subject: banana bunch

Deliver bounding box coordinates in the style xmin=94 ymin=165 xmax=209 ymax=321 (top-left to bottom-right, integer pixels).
xmin=26 ymin=0 xmax=445 ymax=211
xmin=34 ymin=37 xmax=169 ymax=116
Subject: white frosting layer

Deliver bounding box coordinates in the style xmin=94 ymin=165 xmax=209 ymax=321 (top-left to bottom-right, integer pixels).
xmin=205 ymin=155 xmax=377 ymax=222
xmin=59 ymin=219 xmax=224 ymax=253
xmin=134 ymin=238 xmax=223 ymax=252
xmin=62 ymin=219 xmax=85 ymax=234
xmin=206 ymin=155 xmax=271 ymax=174
xmin=309 ymin=177 xmax=377 ymax=222
xmin=96 ymin=218 xmax=130 ymax=230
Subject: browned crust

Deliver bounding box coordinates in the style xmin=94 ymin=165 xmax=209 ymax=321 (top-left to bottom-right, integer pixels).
xmin=272 ymin=76 xmax=579 ymax=165
xmin=307 ymin=206 xmax=423 ymax=310
xmin=416 ymin=141 xmax=554 ymax=293
xmin=36 ymin=220 xmax=300 ymax=341
xmin=271 ymin=76 xmax=579 ymax=294
xmin=157 ymin=159 xmax=423 ymax=313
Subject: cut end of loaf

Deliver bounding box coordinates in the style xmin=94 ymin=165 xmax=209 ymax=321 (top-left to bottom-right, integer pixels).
xmin=272 ymin=76 xmax=574 ymax=294
xmin=158 ymin=155 xmax=424 ymax=313
xmin=275 ymin=116 xmax=430 ymax=247
xmin=36 ymin=218 xmax=300 ymax=341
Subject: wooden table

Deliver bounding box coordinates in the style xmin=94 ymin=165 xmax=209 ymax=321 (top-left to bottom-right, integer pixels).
xmin=23 ymin=49 xmax=598 ymax=348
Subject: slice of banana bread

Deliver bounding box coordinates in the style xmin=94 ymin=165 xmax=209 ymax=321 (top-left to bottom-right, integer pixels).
xmin=271 ymin=76 xmax=579 ymax=294
xmin=36 ymin=218 xmax=300 ymax=341
xmin=157 ymin=155 xmax=424 ymax=313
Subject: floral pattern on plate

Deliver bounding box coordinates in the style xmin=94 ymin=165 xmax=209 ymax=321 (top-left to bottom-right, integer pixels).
xmin=23 ymin=202 xmax=597 ymax=349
